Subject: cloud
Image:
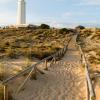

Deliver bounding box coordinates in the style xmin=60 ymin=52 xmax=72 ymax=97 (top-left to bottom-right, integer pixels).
xmin=61 ymin=12 xmax=87 ymax=20
xmin=77 ymin=0 xmax=100 ymax=6
xmin=0 ymin=0 xmax=99 ymax=27
xmin=0 ymin=0 xmax=13 ymax=4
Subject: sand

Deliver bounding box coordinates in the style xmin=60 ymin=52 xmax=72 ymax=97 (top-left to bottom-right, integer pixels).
xmin=6 ymin=35 xmax=87 ymax=100
xmin=94 ymin=77 xmax=100 ymax=100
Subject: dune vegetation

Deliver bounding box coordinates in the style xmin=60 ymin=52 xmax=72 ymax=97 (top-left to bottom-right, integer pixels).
xmin=0 ymin=85 xmax=3 ymax=100
xmin=0 ymin=24 xmax=74 ymax=100
xmin=0 ymin=24 xmax=74 ymax=81
xmin=0 ymin=24 xmax=73 ymax=60
xmin=76 ymin=28 xmax=100 ymax=68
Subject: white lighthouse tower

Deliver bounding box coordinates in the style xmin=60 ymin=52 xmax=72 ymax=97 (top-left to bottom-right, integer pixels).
xmin=17 ymin=0 xmax=26 ymax=26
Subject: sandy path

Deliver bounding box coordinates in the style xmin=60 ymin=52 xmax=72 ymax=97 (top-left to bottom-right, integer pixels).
xmin=9 ymin=35 xmax=86 ymax=100
xmin=94 ymin=77 xmax=100 ymax=100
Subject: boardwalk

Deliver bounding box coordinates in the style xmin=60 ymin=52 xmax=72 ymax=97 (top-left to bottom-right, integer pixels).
xmin=9 ymin=35 xmax=86 ymax=100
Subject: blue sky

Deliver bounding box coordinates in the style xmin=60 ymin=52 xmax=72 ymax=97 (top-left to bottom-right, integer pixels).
xmin=0 ymin=0 xmax=100 ymax=27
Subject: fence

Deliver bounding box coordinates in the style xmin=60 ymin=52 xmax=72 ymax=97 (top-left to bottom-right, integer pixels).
xmin=76 ymin=42 xmax=96 ymax=100
xmin=0 ymin=36 xmax=72 ymax=100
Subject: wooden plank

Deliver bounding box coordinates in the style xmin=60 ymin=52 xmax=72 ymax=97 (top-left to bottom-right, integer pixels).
xmin=4 ymin=85 xmax=8 ymax=100
xmin=54 ymin=57 xmax=56 ymax=64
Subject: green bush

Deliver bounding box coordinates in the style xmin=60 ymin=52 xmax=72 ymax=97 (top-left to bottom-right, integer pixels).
xmin=39 ymin=24 xmax=50 ymax=29
xmin=59 ymin=28 xmax=69 ymax=34
xmin=75 ymin=25 xmax=85 ymax=30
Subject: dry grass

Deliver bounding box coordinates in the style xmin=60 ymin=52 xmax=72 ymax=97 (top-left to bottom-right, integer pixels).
xmin=0 ymin=84 xmax=13 ymax=100
xmin=77 ymin=28 xmax=100 ymax=65
xmin=0 ymin=27 xmax=71 ymax=60
xmin=0 ymin=63 xmax=5 ymax=81
xmin=0 ymin=85 xmax=3 ymax=100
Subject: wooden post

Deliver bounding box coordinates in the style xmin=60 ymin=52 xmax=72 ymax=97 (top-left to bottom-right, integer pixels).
xmin=30 ymin=67 xmax=37 ymax=80
xmin=59 ymin=51 xmax=61 ymax=57
xmin=65 ymin=46 xmax=67 ymax=51
xmin=61 ymin=49 xmax=63 ymax=56
xmin=57 ymin=52 xmax=59 ymax=57
xmin=44 ymin=60 xmax=48 ymax=70
xmin=53 ymin=57 xmax=56 ymax=64
xmin=56 ymin=52 xmax=59 ymax=57
xmin=80 ymin=54 xmax=82 ymax=62
xmin=49 ymin=58 xmax=54 ymax=67
xmin=4 ymin=85 xmax=8 ymax=100
xmin=62 ymin=48 xmax=64 ymax=55
xmin=59 ymin=51 xmax=61 ymax=56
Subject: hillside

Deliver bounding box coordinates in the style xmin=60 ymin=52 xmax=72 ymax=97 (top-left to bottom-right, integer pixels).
xmin=0 ymin=26 xmax=100 ymax=100
xmin=0 ymin=25 xmax=74 ymax=100
xmin=77 ymin=28 xmax=100 ymax=66
xmin=76 ymin=28 xmax=100 ymax=100
xmin=0 ymin=25 xmax=73 ymax=60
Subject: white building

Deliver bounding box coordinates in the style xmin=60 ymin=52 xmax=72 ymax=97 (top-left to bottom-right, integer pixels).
xmin=17 ymin=0 xmax=26 ymax=26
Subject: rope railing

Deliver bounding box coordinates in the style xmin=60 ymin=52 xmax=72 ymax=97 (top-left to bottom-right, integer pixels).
xmin=1 ymin=36 xmax=72 ymax=100
xmin=1 ymin=38 xmax=71 ymax=85
xmin=76 ymin=37 xmax=96 ymax=100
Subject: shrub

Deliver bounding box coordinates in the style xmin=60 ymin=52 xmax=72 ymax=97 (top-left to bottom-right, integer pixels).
xmin=59 ymin=28 xmax=69 ymax=34
xmin=6 ymin=47 xmax=16 ymax=59
xmin=75 ymin=25 xmax=85 ymax=30
xmin=27 ymin=24 xmax=38 ymax=29
xmin=0 ymin=63 xmax=5 ymax=81
xmin=5 ymin=42 xmax=10 ymax=46
xmin=0 ymin=48 xmax=5 ymax=53
xmin=39 ymin=24 xmax=50 ymax=29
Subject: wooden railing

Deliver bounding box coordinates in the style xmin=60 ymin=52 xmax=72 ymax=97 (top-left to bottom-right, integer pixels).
xmin=76 ymin=42 xmax=96 ymax=100
xmin=0 ymin=36 xmax=72 ymax=100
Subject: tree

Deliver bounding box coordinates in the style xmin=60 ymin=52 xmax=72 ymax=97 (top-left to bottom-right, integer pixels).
xmin=39 ymin=24 xmax=50 ymax=29
xmin=75 ymin=25 xmax=85 ymax=30
xmin=59 ymin=28 xmax=69 ymax=34
xmin=27 ymin=24 xmax=38 ymax=29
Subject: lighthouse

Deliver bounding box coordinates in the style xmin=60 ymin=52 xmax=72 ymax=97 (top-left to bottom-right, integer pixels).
xmin=17 ymin=0 xmax=26 ymax=26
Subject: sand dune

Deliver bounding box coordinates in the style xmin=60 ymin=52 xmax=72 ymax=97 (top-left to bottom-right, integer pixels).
xmin=7 ymin=36 xmax=87 ymax=100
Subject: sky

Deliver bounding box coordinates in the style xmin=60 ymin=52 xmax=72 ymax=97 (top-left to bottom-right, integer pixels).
xmin=0 ymin=0 xmax=100 ymax=28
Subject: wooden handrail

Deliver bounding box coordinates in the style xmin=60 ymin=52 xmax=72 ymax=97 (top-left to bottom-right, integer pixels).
xmin=77 ymin=43 xmax=95 ymax=100
xmin=2 ymin=37 xmax=72 ymax=85
xmin=16 ymin=66 xmax=36 ymax=93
